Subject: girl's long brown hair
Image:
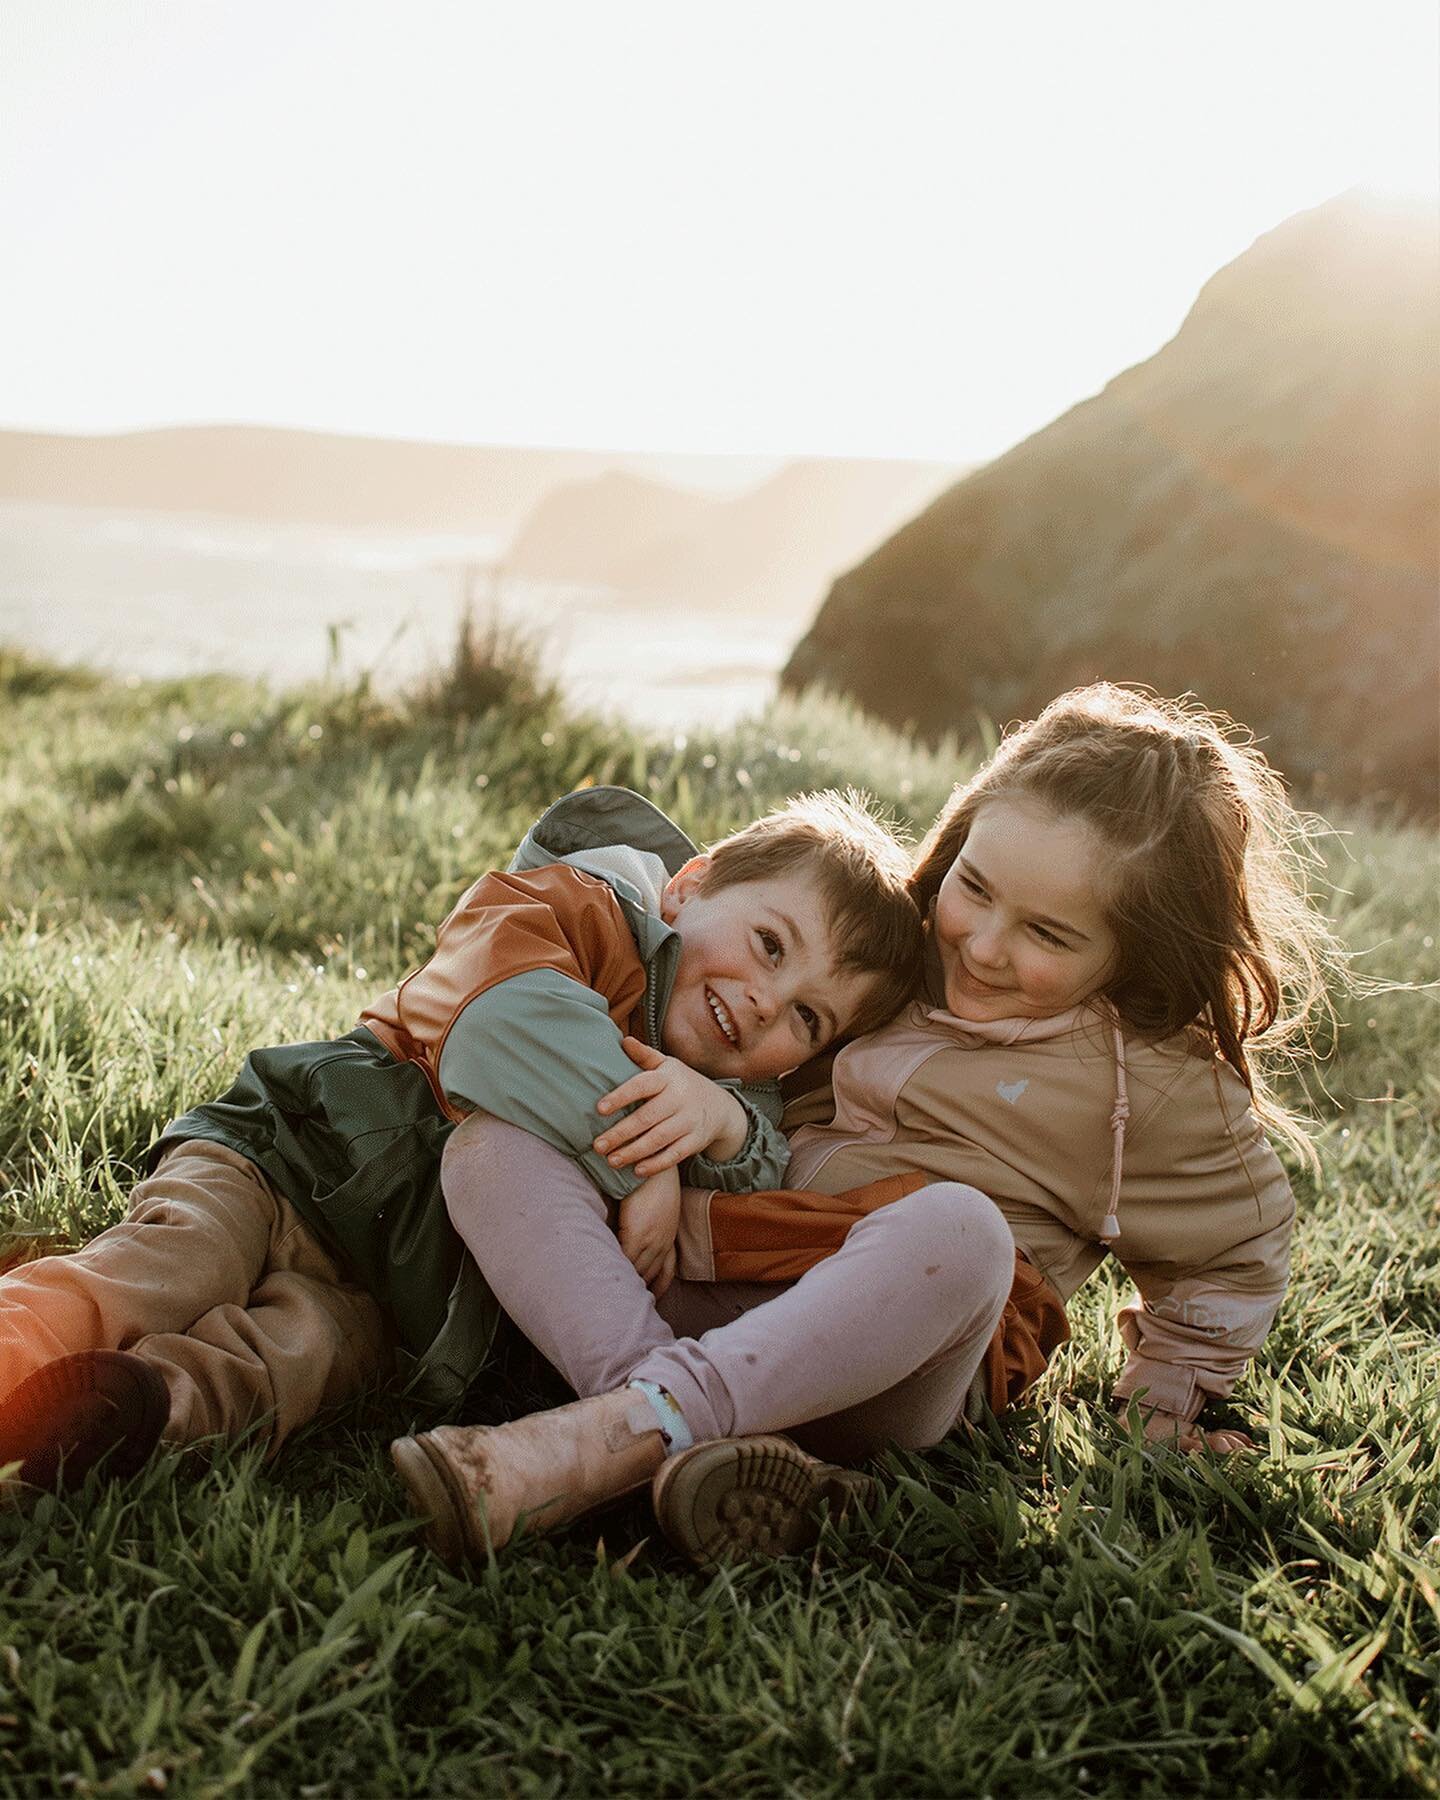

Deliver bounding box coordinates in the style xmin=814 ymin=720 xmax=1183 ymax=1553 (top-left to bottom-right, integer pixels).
xmin=910 ymin=684 xmax=1346 ymax=1162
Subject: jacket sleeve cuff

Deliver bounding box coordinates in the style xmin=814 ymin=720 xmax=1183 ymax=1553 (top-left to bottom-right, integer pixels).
xmin=685 ymin=1094 xmax=790 ymax=1192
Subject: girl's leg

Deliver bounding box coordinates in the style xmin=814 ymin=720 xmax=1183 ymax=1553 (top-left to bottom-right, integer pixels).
xmin=410 ymin=1115 xmax=1013 ymax=1560
xmin=644 ymin=1185 xmax=1013 ymax=1455
xmin=441 ymin=1114 xmax=1013 ymax=1451
xmin=441 ymin=1113 xmax=678 ymax=1396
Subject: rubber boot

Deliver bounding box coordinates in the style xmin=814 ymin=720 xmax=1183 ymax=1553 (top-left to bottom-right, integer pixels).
xmin=392 ymin=1386 xmax=667 ymax=1565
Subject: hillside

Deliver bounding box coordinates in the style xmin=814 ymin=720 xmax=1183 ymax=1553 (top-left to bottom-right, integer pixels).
xmin=783 ymin=192 xmax=1440 ymax=810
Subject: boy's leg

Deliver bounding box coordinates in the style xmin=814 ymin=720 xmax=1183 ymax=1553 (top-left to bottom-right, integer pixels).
xmin=0 ymin=1140 xmax=386 ymax=1452
xmin=137 ymin=1263 xmax=386 ymax=1453
xmin=0 ymin=1142 xmax=286 ymax=1392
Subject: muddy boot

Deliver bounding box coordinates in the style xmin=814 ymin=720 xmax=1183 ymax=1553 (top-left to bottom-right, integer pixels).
xmin=651 ymin=1434 xmax=878 ymax=1567
xmin=0 ymin=1351 xmax=170 ymax=1490
xmin=392 ymin=1386 xmax=667 ymax=1565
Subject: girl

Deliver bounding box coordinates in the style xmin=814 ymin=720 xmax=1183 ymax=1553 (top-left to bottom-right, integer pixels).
xmin=393 ymin=684 xmax=1342 ymax=1567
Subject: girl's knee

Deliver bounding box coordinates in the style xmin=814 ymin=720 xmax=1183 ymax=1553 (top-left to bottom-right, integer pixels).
xmin=892 ymin=1182 xmax=1014 ymax=1305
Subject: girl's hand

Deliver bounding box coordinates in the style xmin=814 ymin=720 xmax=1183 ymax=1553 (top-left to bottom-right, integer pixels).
xmin=618 ymin=1166 xmax=682 ymax=1298
xmin=594 ymin=1036 xmax=749 ymax=1174
xmin=1138 ymin=1405 xmax=1256 ymax=1455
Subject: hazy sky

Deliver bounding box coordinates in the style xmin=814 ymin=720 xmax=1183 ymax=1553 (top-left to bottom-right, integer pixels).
xmin=2 ymin=0 xmax=1436 ymax=464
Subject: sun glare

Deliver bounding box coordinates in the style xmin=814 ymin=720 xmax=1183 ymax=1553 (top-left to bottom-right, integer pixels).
xmin=1355 ymin=106 xmax=1440 ymax=201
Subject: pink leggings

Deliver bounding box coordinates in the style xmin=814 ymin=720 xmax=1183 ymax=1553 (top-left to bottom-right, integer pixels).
xmin=441 ymin=1116 xmax=1014 ymax=1462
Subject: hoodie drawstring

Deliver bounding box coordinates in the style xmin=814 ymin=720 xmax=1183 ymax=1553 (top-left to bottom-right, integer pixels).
xmin=1100 ymin=1023 xmax=1130 ymax=1244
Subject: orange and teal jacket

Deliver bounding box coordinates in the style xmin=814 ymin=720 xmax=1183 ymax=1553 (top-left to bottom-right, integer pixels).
xmin=152 ymin=787 xmax=787 ymax=1409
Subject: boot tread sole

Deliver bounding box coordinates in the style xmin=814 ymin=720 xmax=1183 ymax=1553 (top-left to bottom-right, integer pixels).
xmin=653 ymin=1435 xmax=877 ymax=1567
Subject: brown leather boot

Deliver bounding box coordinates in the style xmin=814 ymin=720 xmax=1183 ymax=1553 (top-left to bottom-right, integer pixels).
xmin=651 ymin=1435 xmax=878 ymax=1567
xmin=391 ymin=1387 xmax=667 ymax=1564
xmin=0 ymin=1351 xmax=170 ymax=1491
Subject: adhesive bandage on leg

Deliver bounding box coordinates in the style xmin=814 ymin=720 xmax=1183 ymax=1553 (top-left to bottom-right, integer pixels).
xmin=626 ymin=1379 xmax=695 ymax=1455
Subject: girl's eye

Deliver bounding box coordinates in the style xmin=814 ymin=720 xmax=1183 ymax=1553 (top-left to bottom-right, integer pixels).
xmin=758 ymin=929 xmax=782 ymax=960
xmin=960 ymin=875 xmax=987 ymax=898
xmin=1032 ymin=925 xmax=1067 ymax=950
xmin=797 ymin=1003 xmax=820 ymax=1041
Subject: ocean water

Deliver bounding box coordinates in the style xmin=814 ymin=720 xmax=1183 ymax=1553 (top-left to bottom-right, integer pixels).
xmin=0 ymin=503 xmax=795 ymax=729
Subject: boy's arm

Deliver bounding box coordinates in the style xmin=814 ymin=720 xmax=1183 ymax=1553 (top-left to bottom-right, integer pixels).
xmin=370 ymin=863 xmax=658 ymax=1201
xmin=437 ymin=968 xmax=664 ymax=1202
xmin=684 ymin=1079 xmax=790 ymax=1191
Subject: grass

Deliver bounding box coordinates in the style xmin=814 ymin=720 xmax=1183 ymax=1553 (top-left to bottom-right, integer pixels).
xmin=0 ymin=643 xmax=1435 ymax=1798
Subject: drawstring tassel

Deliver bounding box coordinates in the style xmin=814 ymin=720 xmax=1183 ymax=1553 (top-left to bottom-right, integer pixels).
xmin=1101 ymin=1023 xmax=1130 ymax=1244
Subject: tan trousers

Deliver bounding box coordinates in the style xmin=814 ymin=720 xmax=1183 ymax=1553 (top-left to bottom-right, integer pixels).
xmin=0 ymin=1141 xmax=388 ymax=1453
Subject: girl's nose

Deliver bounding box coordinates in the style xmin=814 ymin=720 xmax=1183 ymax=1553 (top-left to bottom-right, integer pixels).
xmin=968 ymin=925 xmax=1008 ymax=970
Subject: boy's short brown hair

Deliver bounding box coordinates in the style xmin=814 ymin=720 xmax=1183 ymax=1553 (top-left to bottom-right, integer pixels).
xmin=700 ymin=791 xmax=923 ymax=1038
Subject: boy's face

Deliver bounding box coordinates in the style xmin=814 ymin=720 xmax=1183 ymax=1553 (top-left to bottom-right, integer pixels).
xmin=658 ymin=859 xmax=878 ymax=1082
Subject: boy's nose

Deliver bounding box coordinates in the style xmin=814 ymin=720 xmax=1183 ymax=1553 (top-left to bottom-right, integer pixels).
xmin=745 ymin=980 xmax=776 ymax=1023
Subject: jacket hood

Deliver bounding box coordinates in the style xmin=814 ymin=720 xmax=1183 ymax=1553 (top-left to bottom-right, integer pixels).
xmin=511 ymin=786 xmax=699 ymax=878
xmin=508 ymin=784 xmax=699 ymax=1036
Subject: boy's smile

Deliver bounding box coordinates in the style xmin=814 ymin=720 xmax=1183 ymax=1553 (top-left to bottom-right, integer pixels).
xmin=659 ymin=861 xmax=877 ymax=1081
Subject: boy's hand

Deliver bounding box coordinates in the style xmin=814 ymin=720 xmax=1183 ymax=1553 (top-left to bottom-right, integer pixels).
xmin=618 ymin=1166 xmax=681 ymax=1297
xmin=1136 ymin=1405 xmax=1256 ymax=1456
xmin=594 ymin=1036 xmax=749 ymax=1175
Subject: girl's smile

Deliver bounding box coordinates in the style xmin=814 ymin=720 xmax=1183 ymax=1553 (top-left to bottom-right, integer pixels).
xmin=932 ymin=797 xmax=1119 ymax=1022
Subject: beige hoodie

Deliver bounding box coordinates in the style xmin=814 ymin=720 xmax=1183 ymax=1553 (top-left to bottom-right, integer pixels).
xmin=683 ymin=989 xmax=1294 ymax=1424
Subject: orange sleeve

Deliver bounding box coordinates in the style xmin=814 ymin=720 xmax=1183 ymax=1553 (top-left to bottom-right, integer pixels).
xmin=704 ymin=1172 xmax=933 ymax=1282
xmin=360 ymin=864 xmax=648 ymax=1075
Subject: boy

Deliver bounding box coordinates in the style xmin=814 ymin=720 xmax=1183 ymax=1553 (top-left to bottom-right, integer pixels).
xmin=0 ymin=785 xmax=922 ymax=1488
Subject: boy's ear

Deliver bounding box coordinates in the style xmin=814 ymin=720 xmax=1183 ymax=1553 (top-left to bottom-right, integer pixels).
xmin=660 ymin=854 xmax=713 ymax=924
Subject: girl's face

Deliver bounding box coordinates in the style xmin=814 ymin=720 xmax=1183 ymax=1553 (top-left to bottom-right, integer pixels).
xmin=931 ymin=797 xmax=1119 ymax=1022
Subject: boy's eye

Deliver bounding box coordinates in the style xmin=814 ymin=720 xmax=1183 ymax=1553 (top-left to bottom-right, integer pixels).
xmin=758 ymin=929 xmax=782 ymax=960
xmin=796 ymin=1003 xmax=820 ymax=1042
xmin=1032 ymin=925 xmax=1067 ymax=950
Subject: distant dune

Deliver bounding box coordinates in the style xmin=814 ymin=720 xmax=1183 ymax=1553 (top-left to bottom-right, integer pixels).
xmin=0 ymin=426 xmax=626 ymax=538
xmin=506 ymin=457 xmax=956 ymax=620
xmin=507 ymin=470 xmax=720 ymax=584
xmin=0 ymin=426 xmax=769 ymax=540
xmin=0 ymin=426 xmax=958 ymax=628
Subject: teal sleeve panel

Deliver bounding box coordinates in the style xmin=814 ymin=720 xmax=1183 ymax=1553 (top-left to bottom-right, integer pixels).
xmin=437 ymin=968 xmax=646 ymax=1202
xmin=685 ymin=1080 xmax=791 ymax=1191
